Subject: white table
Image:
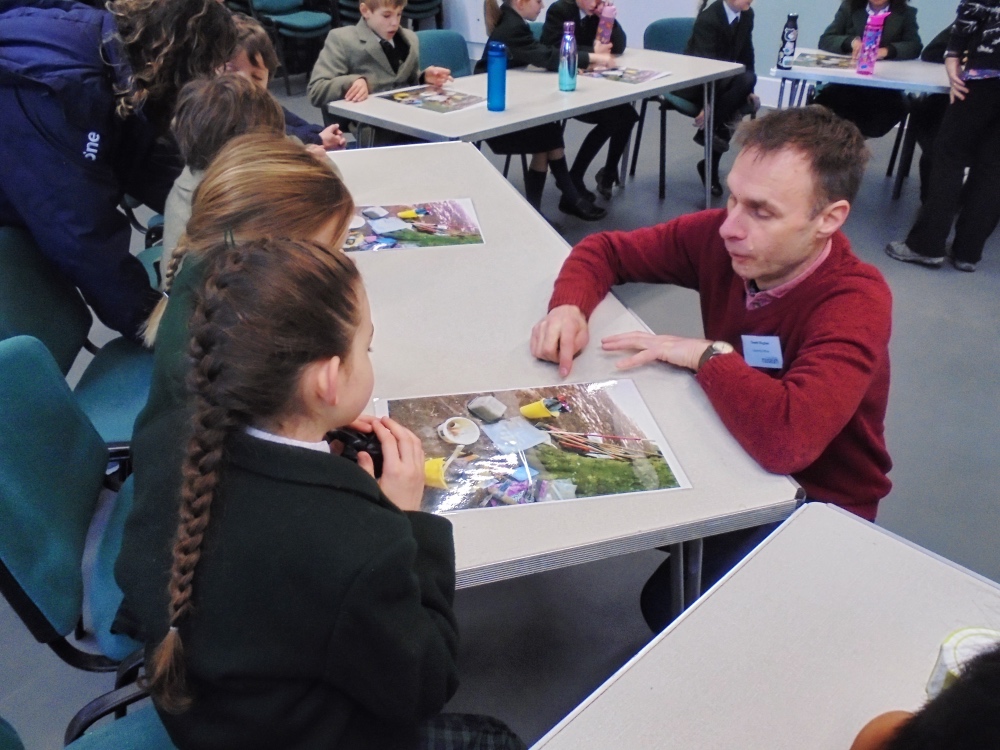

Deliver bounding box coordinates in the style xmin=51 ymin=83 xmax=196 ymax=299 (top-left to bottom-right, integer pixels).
xmin=328 ymin=48 xmax=745 ymax=207
xmin=331 ymin=141 xmax=800 ymax=595
xmin=771 ymin=49 xmax=950 ymax=199
xmin=533 ymin=503 xmax=1000 ymax=749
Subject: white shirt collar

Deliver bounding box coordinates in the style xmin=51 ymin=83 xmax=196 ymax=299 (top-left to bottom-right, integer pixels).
xmin=245 ymin=425 xmax=330 ymax=453
xmin=723 ymin=3 xmax=740 ymax=25
xmin=866 ymin=3 xmax=890 ymax=16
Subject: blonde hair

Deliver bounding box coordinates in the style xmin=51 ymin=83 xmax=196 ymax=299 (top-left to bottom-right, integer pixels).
xmin=361 ymin=0 xmax=408 ymax=12
xmin=484 ymin=0 xmax=505 ymax=34
xmin=143 ymin=133 xmax=354 ymax=345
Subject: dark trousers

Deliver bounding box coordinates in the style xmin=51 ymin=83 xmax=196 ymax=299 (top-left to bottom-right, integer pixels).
xmin=813 ymin=84 xmax=907 ymax=138
xmin=908 ymin=93 xmax=949 ymax=203
xmin=906 ymin=78 xmax=1000 ymax=264
xmin=571 ymin=103 xmax=640 ymax=178
xmin=414 ymin=714 xmax=525 ymax=750
xmin=678 ymin=70 xmax=757 ymax=142
xmin=639 ymin=521 xmax=781 ymax=633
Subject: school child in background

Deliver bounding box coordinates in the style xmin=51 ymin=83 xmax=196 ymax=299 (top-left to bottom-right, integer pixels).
xmin=887 ymin=0 xmax=1000 ymax=274
xmin=161 ymin=73 xmax=287 ymax=270
xmin=227 ymin=13 xmax=346 ymax=150
xmin=848 ymin=642 xmax=1000 ymax=750
xmin=115 ymin=236 xmax=525 ymax=750
xmin=675 ymin=0 xmax=758 ymax=197
xmin=814 ymin=0 xmax=922 ymax=138
xmin=479 ymin=0 xmax=613 ymax=220
xmin=540 ymin=0 xmax=639 ymax=200
xmin=307 ymin=0 xmax=451 ymax=144
xmin=141 ymin=133 xmax=349 ymax=447
xmin=908 ymin=25 xmax=951 ymax=203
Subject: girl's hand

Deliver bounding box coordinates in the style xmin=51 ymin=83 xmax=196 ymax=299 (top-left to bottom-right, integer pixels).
xmin=593 ymin=41 xmax=612 ymax=55
xmin=424 ymin=66 xmax=453 ymax=87
xmin=850 ymin=38 xmax=862 ymax=60
xmin=345 ymin=77 xmax=369 ymax=102
xmin=945 ymin=56 xmax=969 ymax=103
xmin=587 ymin=52 xmax=615 ymax=70
xmin=319 ymin=123 xmax=347 ymax=150
xmin=693 ymin=109 xmax=705 ymax=129
xmin=368 ymin=417 xmax=425 ymax=512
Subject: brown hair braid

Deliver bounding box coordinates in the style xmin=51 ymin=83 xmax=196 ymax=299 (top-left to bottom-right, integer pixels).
xmin=147 ymin=238 xmax=363 ymax=712
xmin=109 ymin=0 xmax=237 ymax=126
xmin=143 ymin=133 xmax=353 ymax=345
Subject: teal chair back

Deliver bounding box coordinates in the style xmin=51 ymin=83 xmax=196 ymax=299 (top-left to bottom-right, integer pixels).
xmin=0 ymin=226 xmax=91 ymax=375
xmin=528 ymin=21 xmax=543 ymax=40
xmin=0 ymin=336 xmax=107 ymax=641
xmin=417 ymin=29 xmax=472 ymax=77
xmin=0 ymin=717 xmax=24 ymax=750
xmin=643 ymin=17 xmax=695 ymax=54
xmin=0 ymin=335 xmax=139 ymax=669
xmin=252 ymin=0 xmax=299 ymax=12
xmin=66 ymin=705 xmax=175 ymax=750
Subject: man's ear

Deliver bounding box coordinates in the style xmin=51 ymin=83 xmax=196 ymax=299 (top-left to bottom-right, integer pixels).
xmin=313 ymin=356 xmax=342 ymax=407
xmin=816 ymin=199 xmax=850 ymax=239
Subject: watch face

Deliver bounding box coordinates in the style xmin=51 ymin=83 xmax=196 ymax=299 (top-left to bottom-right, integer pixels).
xmin=714 ymin=342 xmax=735 ymax=355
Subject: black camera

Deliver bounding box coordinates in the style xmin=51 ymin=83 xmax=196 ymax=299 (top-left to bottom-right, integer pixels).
xmin=328 ymin=428 xmax=384 ymax=478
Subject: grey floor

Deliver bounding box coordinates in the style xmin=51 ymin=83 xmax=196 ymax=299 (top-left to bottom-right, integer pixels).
xmin=3 ymin=75 xmax=999 ymax=748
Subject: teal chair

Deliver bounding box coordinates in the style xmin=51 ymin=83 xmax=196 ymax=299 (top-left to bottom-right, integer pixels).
xmin=0 ymin=227 xmax=154 ymax=458
xmin=0 ymin=718 xmax=24 ymax=750
xmin=250 ymin=0 xmax=332 ymax=95
xmin=65 ymin=684 xmax=176 ymax=749
xmin=0 ymin=336 xmax=143 ymax=671
xmin=416 ymin=29 xmax=472 ymax=77
xmin=404 ymin=0 xmax=443 ymax=30
xmin=528 ymin=21 xmax=543 ymax=40
xmin=629 ymin=18 xmax=700 ymax=199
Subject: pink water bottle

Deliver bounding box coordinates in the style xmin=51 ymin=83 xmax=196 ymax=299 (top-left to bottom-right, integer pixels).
xmin=856 ymin=12 xmax=887 ymax=75
xmin=597 ymin=3 xmax=616 ymax=45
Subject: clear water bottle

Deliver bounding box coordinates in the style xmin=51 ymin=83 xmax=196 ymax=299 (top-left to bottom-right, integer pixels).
xmin=559 ymin=21 xmax=577 ymax=92
xmin=776 ymin=13 xmax=798 ymax=71
xmin=486 ymin=41 xmax=507 ymax=111
xmin=856 ymin=12 xmax=887 ymax=75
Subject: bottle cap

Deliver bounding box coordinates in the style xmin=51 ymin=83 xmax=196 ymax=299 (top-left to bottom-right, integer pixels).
xmin=563 ymin=21 xmax=575 ymax=34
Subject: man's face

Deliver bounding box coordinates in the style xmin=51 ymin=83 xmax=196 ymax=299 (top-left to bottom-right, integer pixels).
xmin=360 ymin=3 xmax=403 ymax=40
xmin=719 ymin=147 xmax=838 ymax=290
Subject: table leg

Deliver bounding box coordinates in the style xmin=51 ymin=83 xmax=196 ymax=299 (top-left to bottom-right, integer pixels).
xmin=787 ymin=80 xmax=800 ymax=109
xmin=892 ymin=117 xmax=919 ymax=200
xmin=668 ymin=543 xmax=686 ymax=622
xmin=777 ymin=78 xmax=787 ymax=109
xmin=684 ymin=538 xmax=704 ymax=608
xmin=703 ymin=81 xmax=716 ymax=208
xmin=619 ymin=103 xmax=636 ymax=187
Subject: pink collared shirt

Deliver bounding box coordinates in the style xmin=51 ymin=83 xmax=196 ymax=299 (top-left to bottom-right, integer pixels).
xmin=744 ymin=239 xmax=832 ymax=311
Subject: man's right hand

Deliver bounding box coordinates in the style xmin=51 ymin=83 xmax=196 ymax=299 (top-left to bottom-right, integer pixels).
xmin=530 ymin=305 xmax=589 ymax=378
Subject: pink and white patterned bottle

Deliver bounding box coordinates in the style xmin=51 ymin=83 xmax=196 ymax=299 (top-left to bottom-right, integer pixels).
xmin=856 ymin=12 xmax=888 ymax=76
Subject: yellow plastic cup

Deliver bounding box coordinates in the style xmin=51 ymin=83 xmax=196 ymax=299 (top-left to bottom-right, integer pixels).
xmin=424 ymin=457 xmax=449 ymax=489
xmin=520 ymin=400 xmax=554 ymax=419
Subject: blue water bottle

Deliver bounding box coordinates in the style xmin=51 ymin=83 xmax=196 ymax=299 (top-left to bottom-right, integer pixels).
xmin=558 ymin=21 xmax=577 ymax=92
xmin=486 ymin=41 xmax=507 ymax=111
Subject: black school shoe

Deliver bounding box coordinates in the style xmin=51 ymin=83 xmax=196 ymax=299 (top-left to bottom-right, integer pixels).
xmin=697 ymin=160 xmax=723 ymax=197
xmin=558 ymin=195 xmax=607 ymax=221
xmin=594 ymin=167 xmax=620 ymax=200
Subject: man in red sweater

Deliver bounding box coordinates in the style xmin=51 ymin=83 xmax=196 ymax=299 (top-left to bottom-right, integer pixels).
xmin=531 ymin=106 xmax=893 ymax=630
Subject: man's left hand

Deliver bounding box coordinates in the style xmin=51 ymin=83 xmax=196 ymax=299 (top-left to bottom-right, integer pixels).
xmin=602 ymin=331 xmax=712 ymax=372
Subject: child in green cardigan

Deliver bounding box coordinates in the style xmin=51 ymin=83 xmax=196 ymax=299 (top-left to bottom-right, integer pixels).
xmin=116 ymin=235 xmax=523 ymax=748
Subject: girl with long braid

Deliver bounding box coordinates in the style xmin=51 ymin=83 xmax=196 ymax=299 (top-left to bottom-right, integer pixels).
xmin=115 ymin=238 xmax=524 ymax=749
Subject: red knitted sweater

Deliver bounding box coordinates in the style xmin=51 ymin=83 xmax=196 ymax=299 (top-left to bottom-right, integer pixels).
xmin=549 ymin=209 xmax=893 ymax=520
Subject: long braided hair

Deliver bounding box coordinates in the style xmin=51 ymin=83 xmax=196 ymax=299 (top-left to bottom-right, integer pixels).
xmin=143 ymin=133 xmax=353 ymax=346
xmin=146 ymin=238 xmax=363 ymax=713
xmin=108 ymin=0 xmax=237 ymax=127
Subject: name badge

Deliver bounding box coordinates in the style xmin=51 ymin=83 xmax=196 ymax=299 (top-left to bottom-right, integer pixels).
xmin=742 ymin=335 xmax=783 ymax=369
